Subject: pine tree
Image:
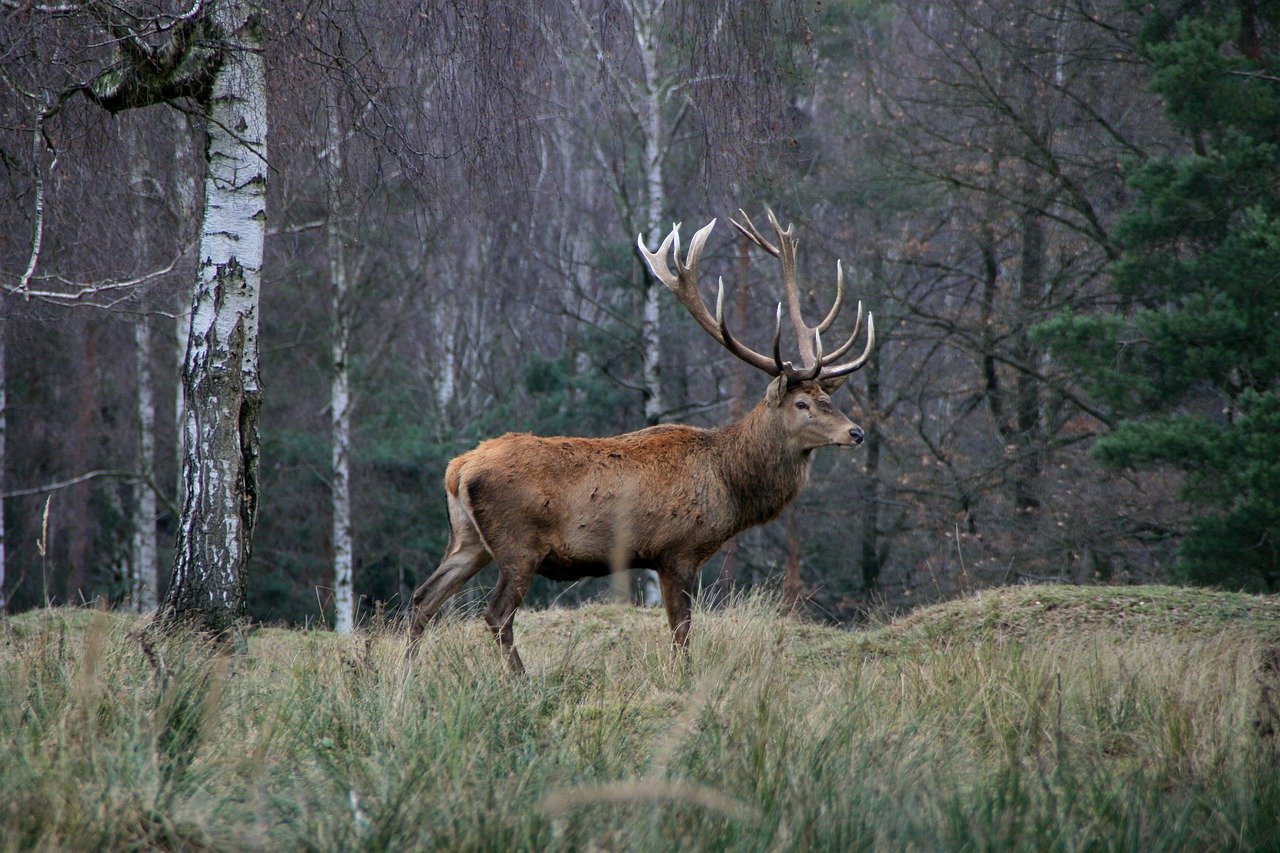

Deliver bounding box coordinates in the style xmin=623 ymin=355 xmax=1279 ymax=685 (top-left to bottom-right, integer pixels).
xmin=1038 ymin=3 xmax=1280 ymax=589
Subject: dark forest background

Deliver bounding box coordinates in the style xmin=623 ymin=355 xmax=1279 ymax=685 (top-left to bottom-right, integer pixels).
xmin=2 ymin=0 xmax=1276 ymax=626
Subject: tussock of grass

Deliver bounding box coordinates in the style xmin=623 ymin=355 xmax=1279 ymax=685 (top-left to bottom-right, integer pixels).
xmin=3 ymin=585 xmax=1278 ymax=850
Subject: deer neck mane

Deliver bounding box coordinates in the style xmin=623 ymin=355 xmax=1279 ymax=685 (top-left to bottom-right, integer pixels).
xmin=713 ymin=401 xmax=813 ymax=530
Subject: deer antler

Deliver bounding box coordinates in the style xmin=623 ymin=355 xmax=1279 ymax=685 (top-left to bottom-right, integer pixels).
xmin=730 ymin=208 xmax=875 ymax=387
xmin=637 ymin=221 xmax=781 ymax=377
xmin=640 ymin=211 xmax=875 ymax=388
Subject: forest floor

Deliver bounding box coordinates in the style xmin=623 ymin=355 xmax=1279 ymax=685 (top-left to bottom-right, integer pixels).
xmin=3 ymin=584 xmax=1279 ymax=850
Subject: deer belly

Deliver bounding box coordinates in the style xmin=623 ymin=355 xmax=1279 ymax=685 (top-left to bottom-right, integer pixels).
xmin=536 ymin=553 xmax=659 ymax=581
xmin=536 ymin=557 xmax=611 ymax=580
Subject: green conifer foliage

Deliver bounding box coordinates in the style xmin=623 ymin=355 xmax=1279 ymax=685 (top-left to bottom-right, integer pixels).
xmin=1038 ymin=3 xmax=1280 ymax=589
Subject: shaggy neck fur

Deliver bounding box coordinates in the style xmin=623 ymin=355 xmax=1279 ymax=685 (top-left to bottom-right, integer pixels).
xmin=712 ymin=400 xmax=813 ymax=531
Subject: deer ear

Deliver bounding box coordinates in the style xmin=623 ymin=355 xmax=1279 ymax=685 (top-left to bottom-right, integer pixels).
xmin=819 ymin=374 xmax=850 ymax=393
xmin=766 ymin=374 xmax=788 ymax=407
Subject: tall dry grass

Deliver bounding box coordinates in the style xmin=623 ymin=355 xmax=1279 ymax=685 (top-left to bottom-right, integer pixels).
xmin=2 ymin=588 xmax=1277 ymax=850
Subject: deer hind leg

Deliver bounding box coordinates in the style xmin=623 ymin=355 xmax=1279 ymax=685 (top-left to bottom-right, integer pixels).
xmin=483 ymin=556 xmax=536 ymax=675
xmin=409 ymin=519 xmax=492 ymax=640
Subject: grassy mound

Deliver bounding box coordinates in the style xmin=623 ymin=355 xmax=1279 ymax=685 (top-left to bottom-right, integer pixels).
xmin=849 ymin=583 xmax=1280 ymax=656
xmin=3 ymin=585 xmax=1278 ymax=850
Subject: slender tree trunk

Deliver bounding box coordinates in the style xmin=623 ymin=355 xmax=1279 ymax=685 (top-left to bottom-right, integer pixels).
xmin=132 ymin=316 xmax=158 ymax=610
xmin=0 ymin=308 xmax=6 ymax=612
xmin=636 ymin=6 xmax=666 ymax=428
xmin=635 ymin=3 xmax=666 ymax=607
xmin=326 ymin=80 xmax=355 ymax=635
xmin=717 ymin=238 xmax=751 ymax=595
xmin=128 ymin=123 xmax=159 ymax=613
xmin=66 ymin=321 xmax=100 ymax=601
xmin=174 ymin=114 xmax=198 ymax=522
xmin=859 ymin=352 xmax=883 ymax=590
xmin=1013 ymin=199 xmax=1044 ymax=519
xmin=162 ymin=0 xmax=267 ymax=635
xmin=783 ymin=507 xmax=803 ymax=610
xmin=978 ymin=219 xmax=1014 ymax=531
xmin=175 ymin=312 xmax=188 ymax=511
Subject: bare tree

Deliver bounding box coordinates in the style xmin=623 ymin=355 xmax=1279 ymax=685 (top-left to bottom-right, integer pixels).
xmin=847 ymin=0 xmax=1163 ymax=585
xmin=3 ymin=0 xmax=268 ymax=631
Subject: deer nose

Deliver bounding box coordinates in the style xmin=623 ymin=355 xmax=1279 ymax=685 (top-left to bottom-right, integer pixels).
xmin=849 ymin=426 xmax=865 ymax=445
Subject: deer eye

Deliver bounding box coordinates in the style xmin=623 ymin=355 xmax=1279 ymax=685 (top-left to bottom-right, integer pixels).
xmin=795 ymin=400 xmax=809 ymax=410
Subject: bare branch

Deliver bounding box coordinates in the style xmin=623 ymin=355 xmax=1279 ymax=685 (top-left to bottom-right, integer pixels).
xmin=3 ymin=468 xmax=132 ymax=499
xmin=2 ymin=0 xmax=82 ymax=16
xmin=7 ymin=250 xmax=187 ymax=305
xmin=16 ymin=123 xmax=46 ymax=298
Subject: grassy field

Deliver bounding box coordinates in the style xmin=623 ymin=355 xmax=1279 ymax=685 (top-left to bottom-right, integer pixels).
xmin=2 ymin=585 xmax=1279 ymax=850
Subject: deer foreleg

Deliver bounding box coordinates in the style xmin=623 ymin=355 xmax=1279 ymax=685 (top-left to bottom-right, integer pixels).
xmin=658 ymin=565 xmax=698 ymax=655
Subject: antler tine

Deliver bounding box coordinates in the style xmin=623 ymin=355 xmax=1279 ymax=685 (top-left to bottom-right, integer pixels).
xmin=818 ymin=313 xmax=876 ymax=379
xmin=728 ymin=208 xmax=780 ymax=256
xmin=772 ymin=303 xmax=784 ymax=373
xmin=821 ymin=300 xmax=864 ymax=364
xmin=635 ymin=225 xmax=680 ymax=289
xmin=802 ymin=329 xmax=823 ymax=381
xmin=763 ymin=208 xmax=794 ymax=244
xmin=816 ymin=259 xmax=845 ymax=333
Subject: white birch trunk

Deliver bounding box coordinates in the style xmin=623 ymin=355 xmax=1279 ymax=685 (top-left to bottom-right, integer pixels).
xmin=173 ymin=115 xmax=197 ymax=517
xmin=435 ymin=321 xmax=457 ymax=413
xmin=162 ymin=0 xmax=267 ymax=634
xmin=132 ymin=317 xmax=158 ymax=611
xmin=635 ymin=2 xmax=666 ymax=607
xmin=326 ymin=83 xmax=355 ymax=635
xmin=175 ymin=311 xmax=188 ymax=509
xmin=636 ymin=7 xmax=666 ymax=428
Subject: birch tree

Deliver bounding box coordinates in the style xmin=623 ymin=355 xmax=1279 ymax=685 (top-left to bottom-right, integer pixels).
xmin=325 ymin=79 xmax=355 ymax=634
xmin=566 ymin=0 xmax=694 ymax=427
xmin=127 ymin=122 xmax=161 ymax=613
xmin=4 ymin=0 xmax=268 ymax=632
xmin=632 ymin=1 xmax=669 ymax=427
xmin=162 ymin=0 xmax=267 ymax=634
xmin=131 ymin=315 xmax=159 ymax=610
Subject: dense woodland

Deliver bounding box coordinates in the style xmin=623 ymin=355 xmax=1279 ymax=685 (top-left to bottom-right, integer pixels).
xmin=1 ymin=0 xmax=1276 ymax=627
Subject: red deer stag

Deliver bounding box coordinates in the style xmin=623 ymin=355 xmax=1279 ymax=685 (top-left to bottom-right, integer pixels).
xmin=408 ymin=210 xmax=875 ymax=673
